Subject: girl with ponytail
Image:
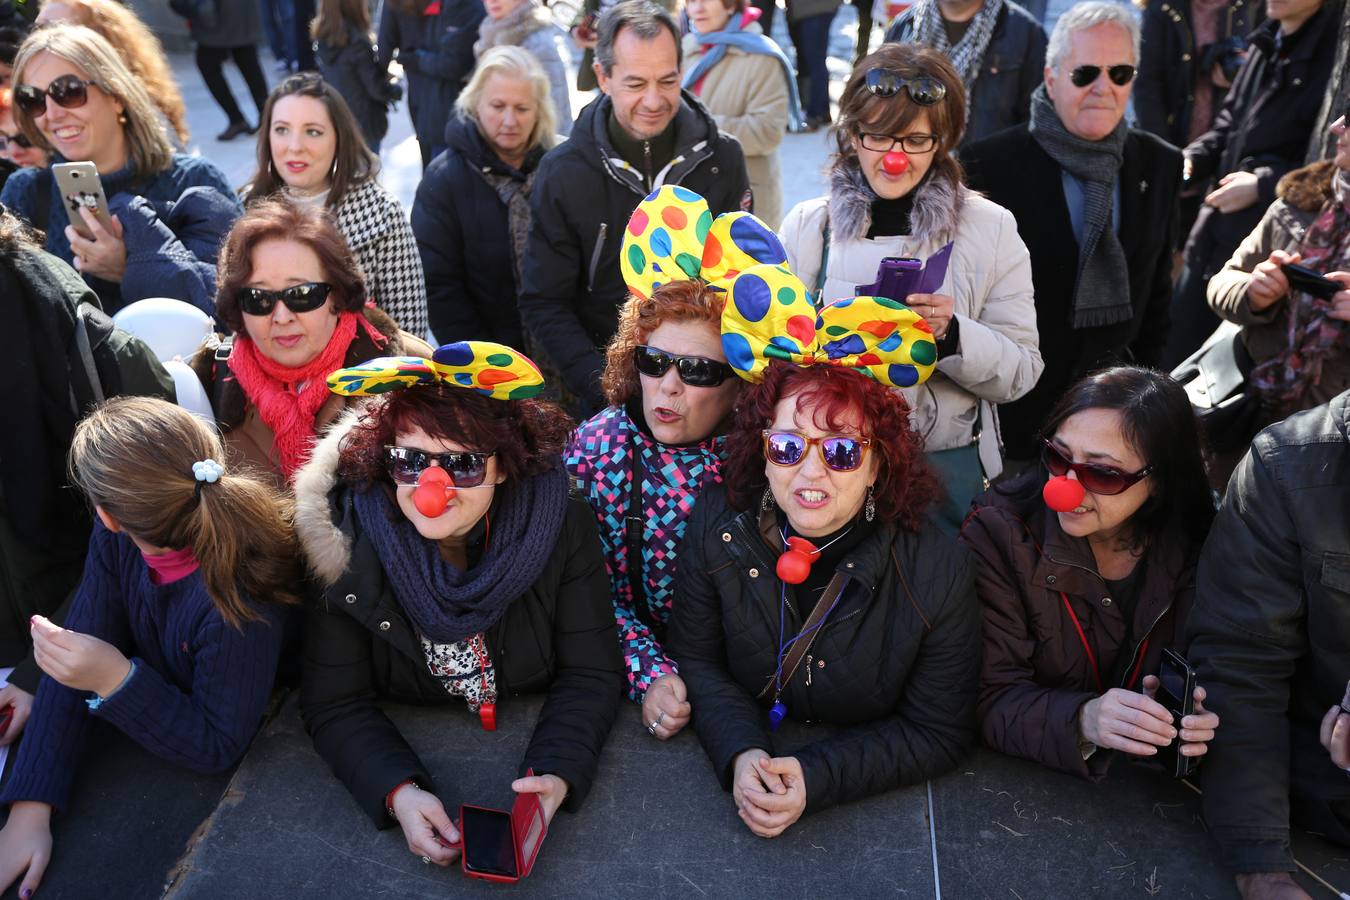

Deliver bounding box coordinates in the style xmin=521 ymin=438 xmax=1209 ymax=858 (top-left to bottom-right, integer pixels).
xmin=0 ymin=397 xmax=301 ymax=899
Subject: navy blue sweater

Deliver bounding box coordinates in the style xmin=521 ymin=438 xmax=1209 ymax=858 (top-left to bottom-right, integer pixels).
xmin=0 ymin=523 xmax=285 ymax=812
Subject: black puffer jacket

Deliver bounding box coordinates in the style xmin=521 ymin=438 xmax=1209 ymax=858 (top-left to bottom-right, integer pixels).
xmin=667 ymin=486 xmax=981 ymax=815
xmin=517 ymin=92 xmax=750 ymax=413
xmin=412 ymin=116 xmax=546 ymax=346
xmin=1184 ymin=391 xmax=1350 ymax=875
xmin=317 ymin=24 xmax=400 ymax=149
xmin=294 ymin=417 xmax=623 ymax=827
xmin=884 ymin=1 xmax=1046 ymax=146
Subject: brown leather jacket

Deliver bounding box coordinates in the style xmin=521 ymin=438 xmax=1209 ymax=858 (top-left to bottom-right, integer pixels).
xmin=959 ymin=475 xmax=1200 ymax=778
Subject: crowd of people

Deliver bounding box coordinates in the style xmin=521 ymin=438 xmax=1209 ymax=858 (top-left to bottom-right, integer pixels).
xmin=0 ymin=0 xmax=1346 ymax=896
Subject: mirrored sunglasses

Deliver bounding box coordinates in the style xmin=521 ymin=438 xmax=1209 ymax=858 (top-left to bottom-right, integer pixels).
xmin=762 ymin=430 xmax=871 ymax=472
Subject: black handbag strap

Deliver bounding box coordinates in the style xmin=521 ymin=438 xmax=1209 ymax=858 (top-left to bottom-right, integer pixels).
xmin=757 ymin=572 xmax=849 ymax=701
xmin=624 ymin=452 xmax=666 ymax=643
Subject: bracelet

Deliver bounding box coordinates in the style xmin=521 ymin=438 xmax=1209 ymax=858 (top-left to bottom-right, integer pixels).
xmin=385 ymin=779 xmax=419 ymax=820
xmin=86 ymin=661 xmax=136 ymax=711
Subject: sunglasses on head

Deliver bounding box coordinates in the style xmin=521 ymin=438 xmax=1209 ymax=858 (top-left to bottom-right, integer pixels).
xmin=0 ymin=131 xmax=32 ymax=151
xmin=762 ymin=430 xmax=871 ymax=472
xmin=864 ymin=68 xmax=947 ymax=106
xmin=13 ymin=74 xmax=97 ymax=117
xmin=1068 ymin=64 xmax=1137 ymax=88
xmin=384 ymin=446 xmax=495 ymax=487
xmin=633 ymin=345 xmax=736 ymax=388
xmin=237 ymin=282 xmax=333 ymax=317
xmin=1041 ymin=440 xmax=1152 ymax=496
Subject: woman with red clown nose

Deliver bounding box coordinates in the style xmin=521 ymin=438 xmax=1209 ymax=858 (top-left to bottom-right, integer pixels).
xmin=292 ymin=342 xmax=622 ymax=870
xmin=778 ymin=42 xmax=1043 ymax=530
xmin=667 ymin=261 xmax=981 ymax=839
xmin=960 ymin=367 xmax=1220 ymax=781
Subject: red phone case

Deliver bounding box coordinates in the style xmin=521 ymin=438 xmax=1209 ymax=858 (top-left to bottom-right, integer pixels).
xmin=457 ymin=770 xmax=548 ymax=883
xmin=0 ymin=705 xmax=12 ymax=737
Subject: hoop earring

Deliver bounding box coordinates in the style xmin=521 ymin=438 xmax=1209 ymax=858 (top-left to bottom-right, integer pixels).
xmin=864 ymin=486 xmax=876 ymax=523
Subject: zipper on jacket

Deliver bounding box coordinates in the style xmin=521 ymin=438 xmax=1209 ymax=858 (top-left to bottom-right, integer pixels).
xmin=806 ymin=654 xmax=813 ymax=686
xmin=586 ymin=223 xmax=609 ymax=292
xmin=643 ymin=140 xmax=652 ymax=191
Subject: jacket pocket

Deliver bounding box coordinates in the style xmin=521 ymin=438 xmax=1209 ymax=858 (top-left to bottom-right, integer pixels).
xmin=586 ymin=222 xmax=609 ymax=293
xmin=1320 ymin=553 xmax=1350 ymax=594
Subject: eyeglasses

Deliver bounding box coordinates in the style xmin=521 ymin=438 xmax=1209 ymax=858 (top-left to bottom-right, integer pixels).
xmin=857 ymin=131 xmax=940 ymax=154
xmin=0 ymin=131 xmax=32 ymax=151
xmin=13 ymin=74 xmax=98 ymax=118
xmin=633 ymin=345 xmax=736 ymax=387
xmin=384 ymin=446 xmax=495 ymax=487
xmin=1041 ymin=440 xmax=1152 ymax=496
xmin=1068 ymin=64 xmax=1137 ymax=88
xmin=762 ymin=430 xmax=872 ymax=472
xmin=863 ymin=68 xmax=947 ymax=106
xmin=237 ymin=282 xmax=333 ymax=317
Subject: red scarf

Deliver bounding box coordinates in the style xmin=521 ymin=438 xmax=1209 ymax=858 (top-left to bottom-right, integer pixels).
xmin=228 ymin=311 xmax=386 ymax=478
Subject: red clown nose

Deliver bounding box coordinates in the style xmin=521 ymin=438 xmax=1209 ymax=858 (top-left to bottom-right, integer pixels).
xmin=1042 ymin=475 xmax=1086 ymax=513
xmin=776 ymin=536 xmax=821 ymax=585
xmin=413 ymin=466 xmax=457 ymax=518
xmin=882 ymin=151 xmax=910 ymax=176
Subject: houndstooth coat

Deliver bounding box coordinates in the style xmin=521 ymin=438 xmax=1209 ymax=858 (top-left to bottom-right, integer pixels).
xmin=334 ymin=178 xmax=429 ymax=338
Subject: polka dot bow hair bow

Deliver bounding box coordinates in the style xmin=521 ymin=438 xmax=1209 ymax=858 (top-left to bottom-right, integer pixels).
xmin=326 ymin=341 xmax=545 ymax=400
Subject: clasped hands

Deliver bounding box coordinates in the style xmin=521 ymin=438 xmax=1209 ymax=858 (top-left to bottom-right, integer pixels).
xmin=391 ymin=773 xmax=569 ymax=867
xmin=731 ymin=749 xmax=806 ymax=838
xmin=1078 ymin=675 xmax=1219 ymax=759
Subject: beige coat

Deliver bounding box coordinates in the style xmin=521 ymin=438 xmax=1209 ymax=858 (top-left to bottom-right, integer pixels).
xmin=682 ymin=28 xmax=789 ymax=228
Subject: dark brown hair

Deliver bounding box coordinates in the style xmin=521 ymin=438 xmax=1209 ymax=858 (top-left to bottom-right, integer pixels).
xmin=312 ymin=0 xmax=372 ymax=49
xmin=215 ymin=197 xmax=368 ymax=333
xmin=833 ymin=44 xmax=967 ymax=187
xmin=69 ymin=397 xmax=303 ymax=629
xmin=336 ymin=383 xmax=574 ymax=487
xmin=243 ymin=72 xmax=378 ymax=210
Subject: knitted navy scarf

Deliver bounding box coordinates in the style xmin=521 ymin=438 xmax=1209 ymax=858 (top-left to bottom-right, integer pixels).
xmin=352 ymin=464 xmax=570 ymax=644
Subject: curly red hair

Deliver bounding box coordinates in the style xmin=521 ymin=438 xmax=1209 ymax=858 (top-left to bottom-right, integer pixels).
xmin=723 ymin=363 xmax=940 ymax=532
xmin=337 ymin=384 xmax=573 ymax=487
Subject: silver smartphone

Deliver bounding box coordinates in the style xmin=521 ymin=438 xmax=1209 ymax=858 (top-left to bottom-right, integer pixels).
xmin=51 ymin=161 xmax=114 ymax=241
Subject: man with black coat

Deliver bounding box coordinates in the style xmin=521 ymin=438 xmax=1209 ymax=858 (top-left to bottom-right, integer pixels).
xmin=1185 ymin=390 xmax=1350 ymax=900
xmin=961 ymin=1 xmax=1180 ymax=465
xmin=885 ymin=0 xmax=1047 ymax=146
xmin=1163 ymin=0 xmax=1340 ymax=366
xmin=517 ymin=1 xmax=750 ymax=415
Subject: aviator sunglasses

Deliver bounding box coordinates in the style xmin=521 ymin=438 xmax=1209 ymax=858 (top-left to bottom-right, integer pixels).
xmin=763 ymin=431 xmax=872 ymax=472
xmin=13 ymin=74 xmax=98 ymax=117
xmin=384 ymin=446 xmax=495 ymax=487
xmin=1041 ymin=440 xmax=1152 ymax=496
xmin=864 ymin=68 xmax=947 ymax=106
xmin=633 ymin=345 xmax=736 ymax=387
xmin=237 ymin=282 xmax=334 ymax=317
xmin=1068 ymin=64 xmax=1137 ymax=88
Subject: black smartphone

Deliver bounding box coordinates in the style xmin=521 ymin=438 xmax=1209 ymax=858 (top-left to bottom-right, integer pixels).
xmin=1282 ymin=262 xmax=1343 ymax=301
xmin=1156 ymin=648 xmax=1198 ymax=778
xmin=461 ymin=805 xmax=517 ymax=878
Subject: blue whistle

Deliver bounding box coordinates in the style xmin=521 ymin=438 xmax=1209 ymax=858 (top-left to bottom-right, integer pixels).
xmin=768 ymin=700 xmax=788 ymax=732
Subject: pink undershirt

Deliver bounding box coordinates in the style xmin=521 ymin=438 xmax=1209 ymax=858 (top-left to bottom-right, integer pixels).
xmin=142 ymin=546 xmax=201 ymax=585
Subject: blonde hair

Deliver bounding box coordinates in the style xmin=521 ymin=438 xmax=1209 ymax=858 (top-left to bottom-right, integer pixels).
xmin=37 ymin=0 xmax=190 ymax=144
xmin=69 ymin=397 xmax=303 ymax=630
xmin=13 ymin=24 xmax=174 ymax=178
xmin=455 ymin=45 xmax=557 ymax=152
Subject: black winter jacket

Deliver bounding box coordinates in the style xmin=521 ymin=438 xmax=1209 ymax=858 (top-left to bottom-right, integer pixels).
xmin=667 ymin=487 xmax=981 ymax=815
xmin=1135 ymin=0 xmax=1262 ymax=148
xmin=1180 ymin=3 xmax=1340 ymax=281
xmin=318 ymin=24 xmax=400 ymax=149
xmin=517 ymin=93 xmax=750 ymax=413
xmin=412 ymin=116 xmax=545 ymax=347
xmin=961 ymin=125 xmax=1182 ymax=460
xmin=884 ymin=1 xmax=1046 ymax=147
xmin=377 ymin=0 xmax=485 ymax=154
xmin=1184 ymin=391 xmax=1350 ymax=874
xmin=295 ymin=430 xmax=623 ymax=827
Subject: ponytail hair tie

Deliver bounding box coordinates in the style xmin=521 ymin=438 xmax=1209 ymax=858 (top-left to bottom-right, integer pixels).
xmin=192 ymin=459 xmax=224 ymax=498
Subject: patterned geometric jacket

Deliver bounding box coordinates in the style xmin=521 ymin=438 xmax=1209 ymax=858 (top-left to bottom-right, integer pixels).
xmin=565 ymin=404 xmax=725 ymax=701
xmin=332 ymin=177 xmax=429 ymax=338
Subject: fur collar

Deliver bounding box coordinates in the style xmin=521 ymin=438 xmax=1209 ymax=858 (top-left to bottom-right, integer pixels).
xmin=293 ymin=406 xmax=365 ymax=587
xmin=1278 ymin=159 xmax=1338 ymax=213
xmin=476 ymin=0 xmax=553 ymax=54
xmin=827 ymin=156 xmax=964 ymax=243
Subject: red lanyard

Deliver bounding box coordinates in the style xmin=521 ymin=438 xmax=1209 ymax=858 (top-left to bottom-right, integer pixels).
xmin=470 ymin=635 xmax=496 ymax=731
xmin=1057 ymin=590 xmax=1149 ymax=695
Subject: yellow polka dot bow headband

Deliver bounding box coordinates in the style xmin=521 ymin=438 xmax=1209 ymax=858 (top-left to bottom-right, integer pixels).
xmin=326 ymin=341 xmax=545 ymax=400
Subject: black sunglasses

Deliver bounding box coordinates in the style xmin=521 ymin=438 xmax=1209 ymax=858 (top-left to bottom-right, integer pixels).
xmin=13 ymin=74 xmax=97 ymax=117
xmin=762 ymin=430 xmax=871 ymax=472
xmin=633 ymin=345 xmax=735 ymax=387
xmin=0 ymin=131 xmax=32 ymax=151
xmin=237 ymin=282 xmax=333 ymax=317
xmin=1041 ymin=440 xmax=1152 ymax=496
xmin=864 ymin=68 xmax=947 ymax=106
xmin=1068 ymin=64 xmax=1137 ymax=88
xmin=384 ymin=446 xmax=495 ymax=487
